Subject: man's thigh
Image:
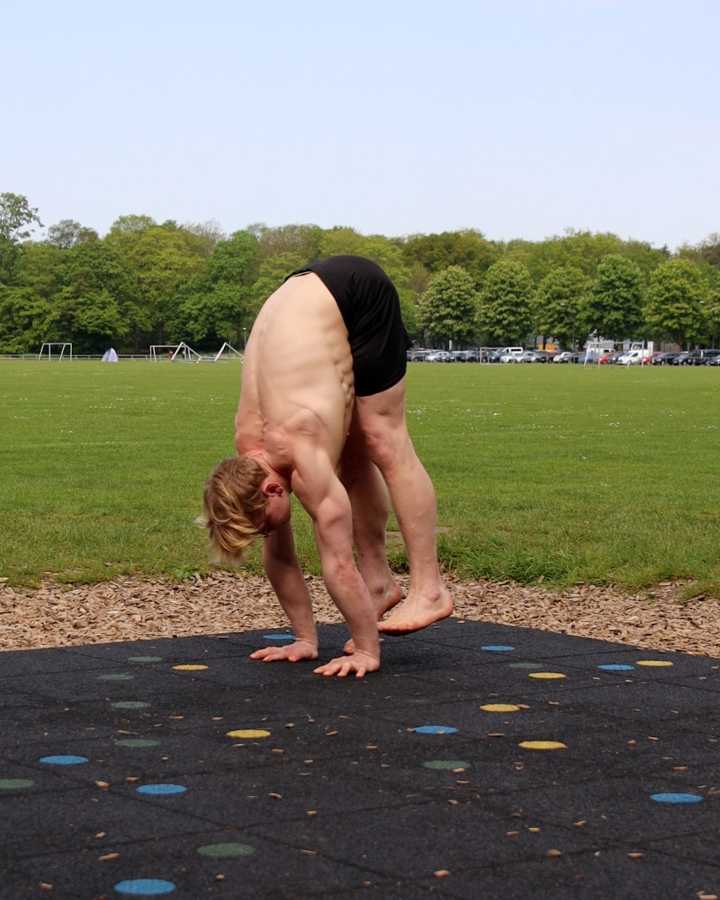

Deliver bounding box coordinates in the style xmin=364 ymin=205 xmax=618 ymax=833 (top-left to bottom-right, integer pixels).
xmin=354 ymin=379 xmax=410 ymax=466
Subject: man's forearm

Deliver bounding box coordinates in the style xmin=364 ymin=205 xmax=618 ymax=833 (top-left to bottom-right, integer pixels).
xmin=321 ymin=559 xmax=380 ymax=659
xmin=263 ymin=547 xmax=317 ymax=646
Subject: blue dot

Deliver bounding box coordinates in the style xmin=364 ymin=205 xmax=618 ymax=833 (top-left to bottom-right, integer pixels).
xmin=136 ymin=784 xmax=187 ymax=796
xmin=413 ymin=725 xmax=458 ymax=735
xmin=39 ymin=755 xmax=89 ymax=766
xmin=598 ymin=664 xmax=636 ymax=672
xmin=262 ymin=633 xmax=295 ymax=642
xmin=482 ymin=645 xmax=514 ymax=653
xmin=114 ymin=879 xmax=176 ymax=896
xmin=651 ymin=792 xmax=704 ymax=805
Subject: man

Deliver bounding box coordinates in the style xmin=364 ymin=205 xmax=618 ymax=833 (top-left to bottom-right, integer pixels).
xmin=202 ymin=256 xmax=452 ymax=678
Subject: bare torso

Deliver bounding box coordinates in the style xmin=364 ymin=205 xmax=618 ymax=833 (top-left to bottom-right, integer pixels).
xmin=235 ymin=273 xmax=354 ymax=471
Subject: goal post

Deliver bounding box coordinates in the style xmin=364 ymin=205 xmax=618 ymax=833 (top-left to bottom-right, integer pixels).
xmin=170 ymin=341 xmax=201 ymax=362
xmin=213 ymin=342 xmax=242 ymax=362
xmin=38 ymin=342 xmax=72 ymax=360
xmin=149 ymin=344 xmax=178 ymax=361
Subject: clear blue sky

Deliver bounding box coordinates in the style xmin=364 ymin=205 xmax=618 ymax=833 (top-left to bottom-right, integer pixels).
xmin=3 ymin=0 xmax=718 ymax=248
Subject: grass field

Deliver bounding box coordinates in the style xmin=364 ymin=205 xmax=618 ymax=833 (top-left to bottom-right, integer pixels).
xmin=1 ymin=360 xmax=718 ymax=594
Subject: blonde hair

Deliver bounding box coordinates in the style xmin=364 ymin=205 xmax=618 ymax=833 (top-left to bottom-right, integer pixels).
xmin=200 ymin=456 xmax=267 ymax=565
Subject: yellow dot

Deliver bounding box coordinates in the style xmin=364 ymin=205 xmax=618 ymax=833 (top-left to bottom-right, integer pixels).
xmin=226 ymin=729 xmax=271 ymax=740
xmin=481 ymin=704 xmax=521 ymax=713
xmin=636 ymin=660 xmax=673 ymax=668
xmin=528 ymin=672 xmax=566 ymax=680
xmin=172 ymin=664 xmax=208 ymax=671
xmin=519 ymin=741 xmax=567 ymax=751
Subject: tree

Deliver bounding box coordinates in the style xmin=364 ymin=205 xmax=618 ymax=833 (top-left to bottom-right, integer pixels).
xmin=0 ymin=286 xmax=51 ymax=352
xmin=0 ymin=193 xmax=42 ymax=242
xmin=583 ymin=254 xmax=644 ymax=341
xmin=533 ymin=266 xmax=590 ymax=350
xmin=416 ymin=266 xmax=479 ymax=346
xmin=46 ymin=220 xmax=98 ymax=249
xmin=476 ymin=260 xmax=533 ymax=345
xmin=403 ymin=230 xmax=499 ymax=283
xmin=644 ymin=260 xmax=708 ymax=348
xmin=705 ymin=274 xmax=720 ymax=345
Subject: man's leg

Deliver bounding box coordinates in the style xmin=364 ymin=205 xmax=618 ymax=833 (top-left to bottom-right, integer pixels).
xmin=340 ymin=416 xmax=403 ymax=618
xmin=355 ymin=378 xmax=452 ymax=633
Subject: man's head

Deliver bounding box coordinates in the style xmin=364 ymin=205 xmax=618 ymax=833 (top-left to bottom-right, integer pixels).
xmin=201 ymin=455 xmax=290 ymax=565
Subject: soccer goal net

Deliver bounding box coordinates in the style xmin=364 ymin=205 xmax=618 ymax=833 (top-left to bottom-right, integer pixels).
xmin=213 ymin=342 xmax=242 ymax=362
xmin=149 ymin=342 xmax=201 ymax=362
xmin=38 ymin=342 xmax=73 ymax=360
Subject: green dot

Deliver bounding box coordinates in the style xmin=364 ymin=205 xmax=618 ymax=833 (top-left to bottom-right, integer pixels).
xmin=508 ymin=662 xmax=544 ymax=669
xmin=197 ymin=842 xmax=256 ymax=858
xmin=128 ymin=656 xmax=163 ymax=664
xmin=112 ymin=701 xmax=150 ymax=710
xmin=422 ymin=760 xmax=472 ymax=771
xmin=0 ymin=778 xmax=34 ymax=791
xmin=98 ymin=673 xmax=135 ymax=681
xmin=115 ymin=739 xmax=161 ymax=748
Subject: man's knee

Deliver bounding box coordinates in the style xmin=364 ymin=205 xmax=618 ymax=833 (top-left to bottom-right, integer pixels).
xmin=361 ymin=421 xmax=408 ymax=472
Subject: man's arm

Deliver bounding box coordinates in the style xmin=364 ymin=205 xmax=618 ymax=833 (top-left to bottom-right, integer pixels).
xmin=262 ymin=519 xmax=317 ymax=647
xmin=291 ymin=438 xmax=380 ymax=667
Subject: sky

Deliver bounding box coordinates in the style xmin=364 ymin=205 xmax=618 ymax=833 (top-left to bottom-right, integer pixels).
xmin=2 ymin=0 xmax=718 ymax=249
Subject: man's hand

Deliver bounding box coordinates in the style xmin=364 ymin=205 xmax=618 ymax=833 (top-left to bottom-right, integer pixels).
xmin=250 ymin=639 xmax=318 ymax=663
xmin=313 ymin=651 xmax=380 ymax=679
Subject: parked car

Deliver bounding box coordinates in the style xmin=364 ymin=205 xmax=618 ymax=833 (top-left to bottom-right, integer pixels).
xmin=531 ymin=350 xmax=556 ymax=363
xmin=553 ymin=351 xmax=575 ymax=363
xmin=670 ymin=351 xmax=692 ymax=366
xmin=498 ymin=347 xmax=525 ymax=363
xmin=452 ymin=349 xmax=482 ymax=362
xmin=425 ymin=350 xmax=454 ymax=362
xmin=707 ymin=355 xmax=720 ymax=366
xmin=687 ymin=349 xmax=720 ymax=366
xmin=651 ymin=352 xmax=678 ymax=365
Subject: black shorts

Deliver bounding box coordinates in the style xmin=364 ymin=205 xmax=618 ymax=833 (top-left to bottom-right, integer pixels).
xmin=285 ymin=255 xmax=411 ymax=397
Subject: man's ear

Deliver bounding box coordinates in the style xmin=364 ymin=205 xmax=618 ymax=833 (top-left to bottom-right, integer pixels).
xmin=261 ymin=478 xmax=285 ymax=498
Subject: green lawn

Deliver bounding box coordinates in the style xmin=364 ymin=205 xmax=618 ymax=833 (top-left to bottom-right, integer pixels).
xmin=1 ymin=360 xmax=718 ymax=594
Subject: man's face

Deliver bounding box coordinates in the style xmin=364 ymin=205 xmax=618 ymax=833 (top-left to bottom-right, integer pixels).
xmin=258 ymin=492 xmax=291 ymax=535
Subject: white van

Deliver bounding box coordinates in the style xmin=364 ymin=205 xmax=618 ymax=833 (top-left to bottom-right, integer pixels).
xmin=498 ymin=347 xmax=524 ymax=363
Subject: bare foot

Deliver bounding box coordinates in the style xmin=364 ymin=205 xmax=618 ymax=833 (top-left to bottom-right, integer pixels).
xmin=376 ymin=582 xmax=403 ymax=618
xmin=377 ymin=589 xmax=453 ymax=635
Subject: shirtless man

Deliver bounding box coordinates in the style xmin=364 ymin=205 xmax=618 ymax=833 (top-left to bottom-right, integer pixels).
xmin=202 ymin=256 xmax=452 ymax=677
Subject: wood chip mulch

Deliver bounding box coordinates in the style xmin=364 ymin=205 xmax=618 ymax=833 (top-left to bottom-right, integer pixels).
xmin=1 ymin=573 xmax=718 ymax=659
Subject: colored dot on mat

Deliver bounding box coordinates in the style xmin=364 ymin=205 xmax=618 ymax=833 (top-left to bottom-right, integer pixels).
xmin=112 ymin=701 xmax=151 ymax=710
xmin=262 ymin=633 xmax=295 ymax=642
xmin=226 ymin=729 xmax=271 ymax=739
xmin=481 ymin=704 xmax=521 ymax=713
xmin=39 ymin=755 xmax=88 ymax=766
xmin=413 ymin=725 xmax=459 ymax=735
xmin=422 ymin=760 xmax=472 ymax=770
xmin=482 ymin=645 xmax=515 ymax=652
xmin=172 ymin=664 xmax=208 ymax=671
xmin=651 ymin=792 xmax=703 ymax=804
xmin=127 ymin=656 xmax=163 ymax=664
xmin=598 ymin=664 xmax=636 ymax=672
xmin=528 ymin=672 xmax=566 ymax=680
xmin=509 ymin=662 xmax=543 ymax=669
xmin=519 ymin=741 xmax=567 ymax=751
xmin=0 ymin=778 xmax=34 ymax=791
xmin=136 ymin=783 xmax=187 ymax=796
xmin=98 ymin=673 xmax=135 ymax=681
xmin=197 ymin=842 xmax=256 ymax=858
xmin=114 ymin=879 xmax=176 ymax=896
xmin=636 ymin=660 xmax=674 ymax=668
xmin=115 ymin=739 xmax=161 ymax=749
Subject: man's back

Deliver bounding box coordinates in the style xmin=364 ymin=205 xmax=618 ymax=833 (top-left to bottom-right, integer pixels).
xmin=235 ymin=272 xmax=354 ymax=468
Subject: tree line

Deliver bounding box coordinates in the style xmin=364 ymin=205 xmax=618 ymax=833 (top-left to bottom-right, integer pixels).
xmin=1 ymin=192 xmax=718 ymax=354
